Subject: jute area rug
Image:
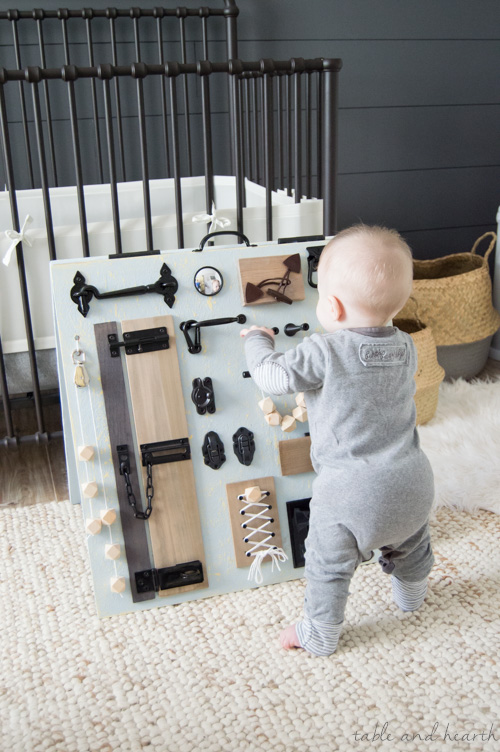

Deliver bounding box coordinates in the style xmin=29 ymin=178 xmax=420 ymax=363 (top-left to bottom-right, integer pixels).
xmin=1 ymin=378 xmax=500 ymax=752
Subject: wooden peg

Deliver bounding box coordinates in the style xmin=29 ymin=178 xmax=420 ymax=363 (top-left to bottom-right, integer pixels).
xmin=295 ymin=392 xmax=306 ymax=407
xmin=264 ymin=410 xmax=282 ymax=426
xmin=105 ymin=543 xmax=121 ymax=560
xmin=281 ymin=414 xmax=297 ymax=433
xmin=100 ymin=508 xmax=117 ymax=526
xmin=85 ymin=518 xmax=102 ymax=536
xmin=78 ymin=445 xmax=95 ymax=462
xmin=258 ymin=397 xmax=275 ymax=415
xmin=110 ymin=576 xmax=126 ymax=593
xmin=292 ymin=405 xmax=308 ymax=423
xmin=244 ymin=486 xmax=263 ymax=503
xmin=81 ymin=481 xmax=98 ymax=498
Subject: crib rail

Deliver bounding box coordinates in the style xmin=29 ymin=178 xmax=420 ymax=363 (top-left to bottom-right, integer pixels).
xmin=0 ymin=56 xmax=341 ymax=447
xmin=0 ymin=2 xmax=239 ymax=188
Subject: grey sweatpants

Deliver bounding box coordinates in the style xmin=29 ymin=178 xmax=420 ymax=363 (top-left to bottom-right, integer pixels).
xmin=299 ymin=453 xmax=435 ymax=651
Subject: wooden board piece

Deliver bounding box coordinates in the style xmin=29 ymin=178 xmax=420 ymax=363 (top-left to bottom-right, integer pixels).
xmin=278 ymin=436 xmax=313 ymax=476
xmin=121 ymin=315 xmax=207 ymax=598
xmin=238 ymin=254 xmax=305 ymax=306
xmin=225 ymin=476 xmax=283 ymax=568
xmin=94 ymin=321 xmax=154 ymax=603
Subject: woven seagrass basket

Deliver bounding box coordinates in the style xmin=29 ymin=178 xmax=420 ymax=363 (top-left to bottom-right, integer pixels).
xmin=398 ymin=232 xmax=500 ymax=379
xmin=394 ymin=317 xmax=445 ymax=425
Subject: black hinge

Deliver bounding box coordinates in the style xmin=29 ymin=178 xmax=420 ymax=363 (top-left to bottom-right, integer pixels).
xmin=135 ymin=561 xmax=204 ymax=593
xmin=108 ymin=327 xmax=170 ymax=357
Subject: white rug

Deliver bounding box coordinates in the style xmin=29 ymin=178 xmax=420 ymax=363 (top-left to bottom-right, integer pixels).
xmin=1 ymin=378 xmax=500 ymax=752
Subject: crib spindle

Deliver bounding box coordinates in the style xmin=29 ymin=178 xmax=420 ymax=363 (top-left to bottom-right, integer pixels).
xmin=305 ymin=72 xmax=311 ymax=199
xmin=133 ymin=64 xmax=154 ymax=251
xmin=108 ymin=10 xmax=127 ymax=183
xmin=276 ymin=74 xmax=283 ymax=192
xmin=10 ymin=13 xmax=35 ymax=189
xmin=229 ymin=63 xmax=244 ymax=234
xmin=293 ymin=60 xmax=302 ymax=205
xmin=101 ymin=70 xmax=122 ymax=255
xmin=178 ymin=14 xmax=193 ymax=177
xmin=155 ymin=11 xmax=171 ymax=178
xmin=34 ymin=10 xmax=58 ymax=187
xmin=0 ymin=335 xmax=15 ymax=443
xmin=65 ymin=71 xmax=90 ymax=257
xmin=316 ymin=72 xmax=322 ymax=200
xmin=198 ymin=62 xmax=215 ymax=216
xmin=84 ymin=10 xmax=104 ymax=184
xmin=262 ymin=62 xmax=274 ymax=241
xmin=286 ymin=73 xmax=292 ymax=196
xmin=251 ymin=77 xmax=259 ymax=185
xmin=30 ymin=75 xmax=56 ymax=260
xmin=322 ymin=61 xmax=340 ymax=235
xmin=168 ymin=70 xmax=184 ymax=249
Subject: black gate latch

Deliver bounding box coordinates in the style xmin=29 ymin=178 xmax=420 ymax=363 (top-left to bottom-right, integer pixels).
xmin=70 ymin=263 xmax=178 ymax=317
xmin=135 ymin=561 xmax=204 ymax=593
xmin=232 ymin=426 xmax=255 ymax=466
xmin=108 ymin=327 xmax=170 ymax=357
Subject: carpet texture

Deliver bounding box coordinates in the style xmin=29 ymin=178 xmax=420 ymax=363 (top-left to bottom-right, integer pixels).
xmin=2 ymin=379 xmax=500 ymax=752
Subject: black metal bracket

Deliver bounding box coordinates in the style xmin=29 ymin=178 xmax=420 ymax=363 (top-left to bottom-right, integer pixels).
xmin=202 ymin=431 xmax=226 ymax=469
xmin=140 ymin=438 xmax=191 ymax=466
xmin=286 ymin=498 xmax=311 ymax=568
xmin=135 ymin=561 xmax=204 ymax=593
xmin=70 ymin=263 xmax=178 ymax=317
xmin=191 ymin=377 xmax=216 ymax=415
xmin=306 ymin=245 xmax=325 ymax=288
xmin=116 ymin=443 xmax=151 ymax=520
xmin=179 ymin=315 xmax=247 ymax=354
xmin=108 ymin=326 xmax=170 ymax=357
xmin=232 ymin=426 xmax=255 ymax=466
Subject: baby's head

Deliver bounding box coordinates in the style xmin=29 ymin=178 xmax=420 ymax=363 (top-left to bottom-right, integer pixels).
xmin=316 ymin=224 xmax=413 ymax=331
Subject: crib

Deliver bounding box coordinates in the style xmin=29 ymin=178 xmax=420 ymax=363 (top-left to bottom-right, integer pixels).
xmin=0 ymin=3 xmax=341 ymax=447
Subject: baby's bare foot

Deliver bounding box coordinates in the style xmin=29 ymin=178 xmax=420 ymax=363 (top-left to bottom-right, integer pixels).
xmin=280 ymin=624 xmax=302 ymax=650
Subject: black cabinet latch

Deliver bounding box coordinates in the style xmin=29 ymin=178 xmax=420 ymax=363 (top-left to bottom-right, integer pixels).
xmin=70 ymin=263 xmax=178 ymax=317
xmin=306 ymin=245 xmax=325 ymax=288
xmin=202 ymin=431 xmax=226 ymax=469
xmin=191 ymin=377 xmax=216 ymax=415
xmin=232 ymin=427 xmax=255 ymax=466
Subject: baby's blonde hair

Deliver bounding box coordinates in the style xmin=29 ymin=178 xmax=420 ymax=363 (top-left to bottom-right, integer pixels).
xmin=318 ymin=224 xmax=413 ymax=322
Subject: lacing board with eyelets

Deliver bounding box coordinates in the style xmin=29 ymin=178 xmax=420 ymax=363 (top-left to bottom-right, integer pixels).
xmin=225 ymin=477 xmax=286 ymax=582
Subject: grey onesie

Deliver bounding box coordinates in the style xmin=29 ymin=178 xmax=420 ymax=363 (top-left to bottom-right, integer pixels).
xmin=244 ymin=326 xmax=435 ymax=656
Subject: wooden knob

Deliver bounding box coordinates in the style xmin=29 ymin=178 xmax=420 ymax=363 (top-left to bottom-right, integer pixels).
xmin=281 ymin=415 xmax=297 ymax=433
xmin=110 ymin=577 xmax=126 ymax=593
xmin=81 ymin=481 xmax=98 ymax=498
xmin=264 ymin=410 xmax=282 ymax=426
xmin=78 ymin=445 xmax=95 ymax=462
xmin=295 ymin=392 xmax=306 ymax=407
xmin=100 ymin=508 xmax=117 ymax=526
xmin=258 ymin=397 xmax=275 ymax=415
xmin=292 ymin=405 xmax=308 ymax=423
xmin=105 ymin=543 xmax=121 ymax=560
xmin=85 ymin=518 xmax=102 ymax=536
xmin=244 ymin=486 xmax=262 ymax=502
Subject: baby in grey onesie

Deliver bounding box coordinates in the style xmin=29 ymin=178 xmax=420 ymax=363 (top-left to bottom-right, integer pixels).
xmin=241 ymin=224 xmax=435 ymax=656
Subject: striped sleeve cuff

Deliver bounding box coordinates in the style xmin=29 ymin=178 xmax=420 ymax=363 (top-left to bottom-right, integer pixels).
xmin=391 ymin=575 xmax=428 ymax=612
xmin=295 ymin=616 xmax=343 ymax=656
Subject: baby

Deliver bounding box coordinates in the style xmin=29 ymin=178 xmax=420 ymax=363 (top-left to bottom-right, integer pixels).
xmin=241 ymin=224 xmax=435 ymax=656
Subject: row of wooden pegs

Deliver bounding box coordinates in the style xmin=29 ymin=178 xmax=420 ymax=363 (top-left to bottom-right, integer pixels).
xmin=79 ymin=444 xmax=125 ymax=594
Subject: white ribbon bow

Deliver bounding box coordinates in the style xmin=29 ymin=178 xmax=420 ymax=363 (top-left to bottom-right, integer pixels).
xmin=192 ymin=203 xmax=231 ymax=234
xmin=3 ymin=215 xmax=33 ymax=267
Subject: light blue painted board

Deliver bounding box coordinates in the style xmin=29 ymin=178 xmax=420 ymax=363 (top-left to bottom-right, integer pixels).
xmin=50 ymin=239 xmax=327 ymax=617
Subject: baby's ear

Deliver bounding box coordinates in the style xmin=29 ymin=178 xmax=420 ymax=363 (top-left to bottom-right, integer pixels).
xmin=327 ymin=295 xmax=344 ymax=321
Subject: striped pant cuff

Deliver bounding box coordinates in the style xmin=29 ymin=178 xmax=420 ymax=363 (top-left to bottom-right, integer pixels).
xmin=296 ymin=616 xmax=343 ymax=656
xmin=392 ymin=575 xmax=428 ymax=612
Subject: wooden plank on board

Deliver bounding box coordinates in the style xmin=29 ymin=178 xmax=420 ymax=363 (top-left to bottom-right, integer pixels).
xmin=94 ymin=321 xmax=154 ymax=603
xmin=121 ymin=315 xmax=207 ymax=598
xmin=278 ymin=436 xmax=313 ymax=476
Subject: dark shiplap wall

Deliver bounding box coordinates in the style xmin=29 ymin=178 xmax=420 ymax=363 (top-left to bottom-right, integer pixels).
xmin=1 ymin=0 xmax=499 ymax=259
xmin=232 ymin=0 xmax=500 ymax=258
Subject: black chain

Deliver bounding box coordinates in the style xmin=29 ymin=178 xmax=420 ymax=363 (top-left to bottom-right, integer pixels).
xmin=123 ymin=467 xmax=153 ymax=520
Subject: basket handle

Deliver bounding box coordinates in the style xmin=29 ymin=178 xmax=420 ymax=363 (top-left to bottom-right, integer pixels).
xmin=470 ymin=231 xmax=497 ymax=261
xmin=404 ymin=295 xmax=425 ymax=328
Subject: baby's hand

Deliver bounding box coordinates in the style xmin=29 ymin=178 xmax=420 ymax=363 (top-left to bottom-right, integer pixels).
xmin=240 ymin=325 xmax=276 ymax=339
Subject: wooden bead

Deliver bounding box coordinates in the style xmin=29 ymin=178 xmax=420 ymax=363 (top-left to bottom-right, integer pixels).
xmin=78 ymin=445 xmax=95 ymax=462
xmin=295 ymin=392 xmax=306 ymax=407
xmin=110 ymin=577 xmax=126 ymax=594
xmin=244 ymin=485 xmax=262 ymax=502
xmin=105 ymin=543 xmax=121 ymax=560
xmin=100 ymin=508 xmax=117 ymax=526
xmin=81 ymin=481 xmax=98 ymax=498
xmin=292 ymin=405 xmax=308 ymax=422
xmin=85 ymin=518 xmax=102 ymax=536
xmin=258 ymin=397 xmax=275 ymax=415
xmin=264 ymin=410 xmax=282 ymax=426
xmin=281 ymin=414 xmax=297 ymax=433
